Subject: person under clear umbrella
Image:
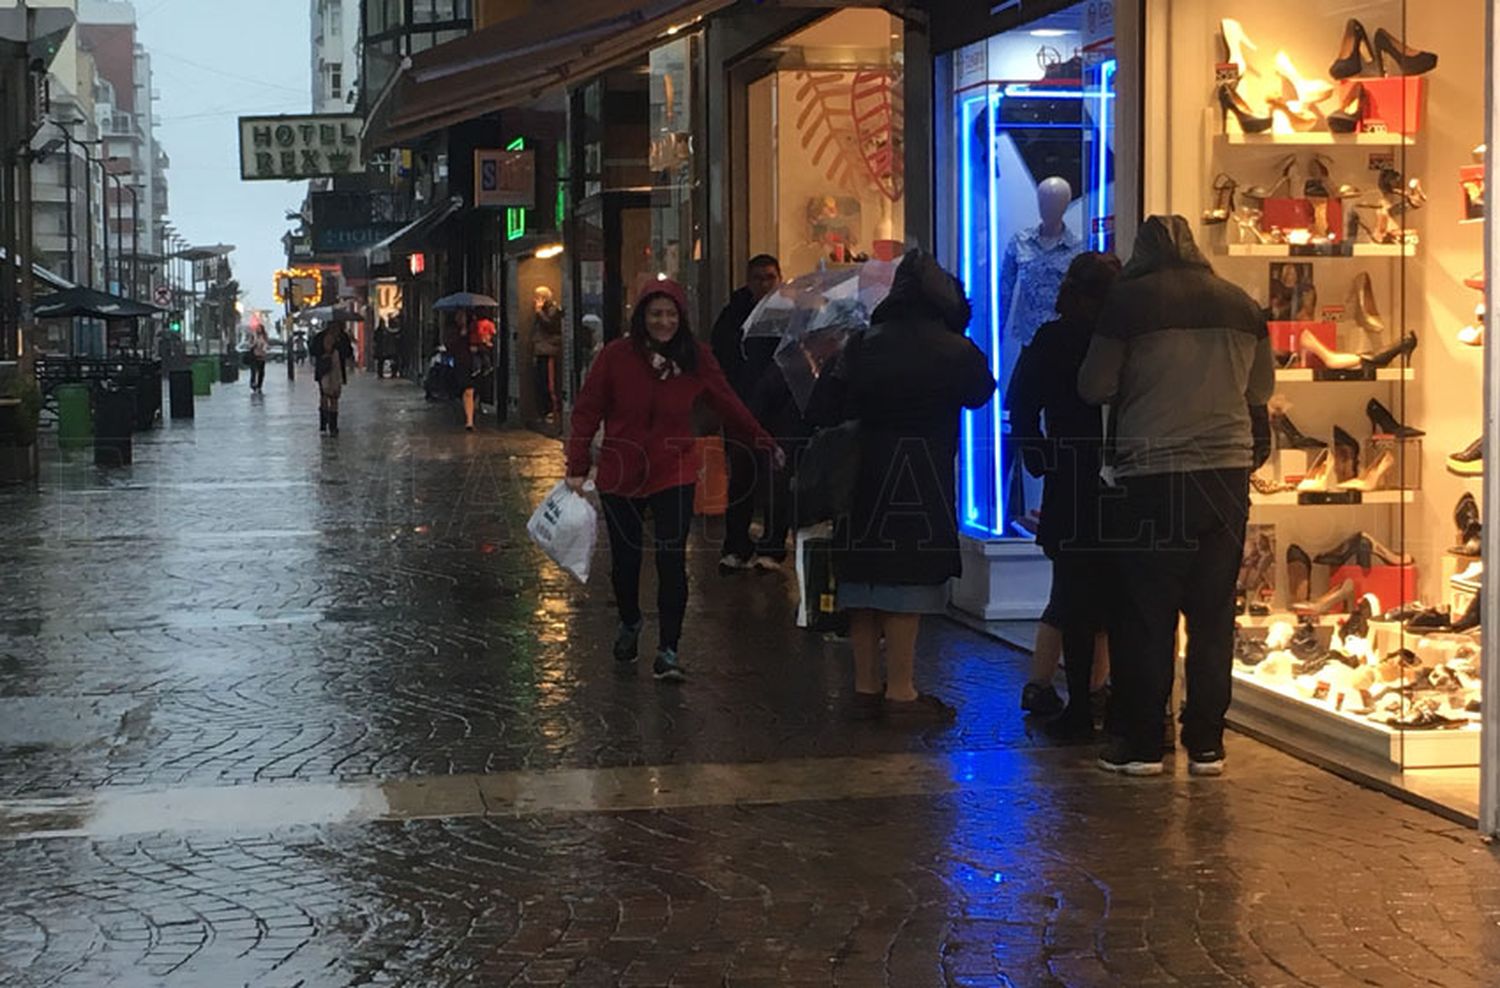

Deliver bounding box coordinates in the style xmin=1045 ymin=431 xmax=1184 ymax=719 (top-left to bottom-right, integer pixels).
xmin=311 ymin=321 xmax=355 ymax=437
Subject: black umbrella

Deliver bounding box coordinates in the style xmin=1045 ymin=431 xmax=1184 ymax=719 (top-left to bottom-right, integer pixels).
xmin=433 ymin=291 xmax=499 ymax=310
xmin=34 ymin=285 xmax=162 ymax=320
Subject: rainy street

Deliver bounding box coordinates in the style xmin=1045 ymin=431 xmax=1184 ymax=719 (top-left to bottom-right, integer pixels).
xmin=1 ymin=378 xmax=1499 ymax=987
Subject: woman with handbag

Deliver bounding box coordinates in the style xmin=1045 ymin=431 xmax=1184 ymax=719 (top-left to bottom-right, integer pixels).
xmin=829 ymin=250 xmax=995 ymax=724
xmin=311 ymin=323 xmax=354 ymax=437
xmin=564 ymin=279 xmax=781 ymax=683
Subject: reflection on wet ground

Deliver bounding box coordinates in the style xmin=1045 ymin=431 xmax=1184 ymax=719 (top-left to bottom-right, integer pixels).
xmin=1 ymin=376 xmax=1499 ymax=986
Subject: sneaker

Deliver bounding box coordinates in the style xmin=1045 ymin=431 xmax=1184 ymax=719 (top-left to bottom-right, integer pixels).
xmin=751 ymin=554 xmax=785 ymax=572
xmin=1188 ymin=749 xmax=1226 ymax=777
xmin=653 ymin=648 xmax=686 ymax=682
xmin=613 ymin=621 xmax=642 ymax=664
xmin=1021 ymin=681 xmax=1065 ymax=716
xmin=883 ymin=693 xmax=956 ymax=725
xmin=718 ymin=554 xmax=752 ymax=574
xmin=1096 ymin=737 xmax=1165 ymax=776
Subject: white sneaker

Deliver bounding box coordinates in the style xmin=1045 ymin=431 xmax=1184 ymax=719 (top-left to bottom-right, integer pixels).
xmin=1453 ymin=562 xmax=1484 ymax=589
xmin=718 ymin=554 xmax=752 ymax=573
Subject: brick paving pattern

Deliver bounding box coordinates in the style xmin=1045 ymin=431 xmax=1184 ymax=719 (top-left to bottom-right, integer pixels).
xmin=1 ymin=374 xmax=1498 ymax=986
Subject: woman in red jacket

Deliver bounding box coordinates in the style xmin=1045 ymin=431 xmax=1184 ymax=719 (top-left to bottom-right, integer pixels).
xmin=565 ymin=279 xmax=780 ymax=682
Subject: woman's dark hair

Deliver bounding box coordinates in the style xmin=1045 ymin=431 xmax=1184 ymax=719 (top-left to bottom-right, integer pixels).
xmin=1056 ymin=251 xmax=1122 ymax=323
xmin=629 ymin=291 xmax=698 ymax=373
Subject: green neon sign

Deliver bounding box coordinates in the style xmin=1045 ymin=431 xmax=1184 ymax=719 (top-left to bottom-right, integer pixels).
xmin=506 ymin=137 xmax=527 ymax=241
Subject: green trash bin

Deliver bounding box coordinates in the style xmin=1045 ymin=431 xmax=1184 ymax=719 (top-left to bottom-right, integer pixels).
xmin=56 ymin=382 xmax=93 ymax=449
xmin=191 ymin=358 xmax=214 ymax=396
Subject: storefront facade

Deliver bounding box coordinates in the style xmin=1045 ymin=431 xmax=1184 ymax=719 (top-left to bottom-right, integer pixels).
xmin=933 ymin=0 xmax=1498 ymax=832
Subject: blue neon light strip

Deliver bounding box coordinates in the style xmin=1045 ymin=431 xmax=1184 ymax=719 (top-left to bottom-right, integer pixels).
xmin=1095 ymin=59 xmax=1116 ymax=252
xmin=960 ymin=95 xmax=982 ymax=525
xmin=988 ymin=91 xmax=1003 ymax=534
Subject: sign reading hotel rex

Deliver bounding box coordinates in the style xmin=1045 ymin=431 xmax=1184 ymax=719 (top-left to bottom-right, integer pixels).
xmin=239 ymin=114 xmax=365 ymax=181
xmin=474 ymin=148 xmax=536 ymax=208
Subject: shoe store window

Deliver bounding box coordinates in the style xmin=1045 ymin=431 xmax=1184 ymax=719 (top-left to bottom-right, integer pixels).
xmin=1149 ymin=0 xmax=1486 ymax=821
xmin=932 ymin=2 xmax=1118 ymax=542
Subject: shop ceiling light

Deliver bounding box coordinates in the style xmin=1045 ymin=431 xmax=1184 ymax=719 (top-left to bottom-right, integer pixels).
xmin=535 ymin=244 xmax=564 ymax=259
xmin=1030 ymin=29 xmax=1073 ymax=37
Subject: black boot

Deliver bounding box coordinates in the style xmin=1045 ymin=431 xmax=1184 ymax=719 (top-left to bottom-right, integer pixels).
xmin=319 ymin=408 xmax=328 ymax=433
xmin=328 ymin=412 xmax=339 ymax=437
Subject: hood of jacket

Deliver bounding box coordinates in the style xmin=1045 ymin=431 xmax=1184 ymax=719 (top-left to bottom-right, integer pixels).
xmin=871 ymin=249 xmax=972 ymax=333
xmin=1120 ymin=214 xmax=1214 ymax=281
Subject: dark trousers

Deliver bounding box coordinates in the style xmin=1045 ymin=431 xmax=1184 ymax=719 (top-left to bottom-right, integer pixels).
xmin=723 ymin=441 xmax=790 ymax=560
xmin=534 ymin=356 xmax=557 ymax=416
xmin=601 ymin=484 xmax=696 ymax=651
xmin=248 ymin=358 xmax=266 ymax=390
xmin=1108 ymin=468 xmax=1250 ymax=756
xmin=1044 ymin=550 xmax=1109 ymax=724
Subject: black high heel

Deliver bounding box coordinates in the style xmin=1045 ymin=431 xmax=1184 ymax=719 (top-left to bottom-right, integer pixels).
xmin=1328 ymin=83 xmax=1366 ymax=133
xmin=1360 ymin=332 xmax=1418 ymax=370
xmin=1373 ymin=27 xmax=1438 ymax=77
xmin=1366 ymin=397 xmax=1423 ymax=438
xmin=1314 ymin=533 xmax=1373 ymax=570
xmin=1272 ymin=411 xmax=1327 ymax=452
xmin=1218 ymin=84 xmax=1273 ymax=134
xmin=1330 ymin=19 xmax=1375 ymax=80
xmin=1202 ymin=174 xmax=1238 ymax=225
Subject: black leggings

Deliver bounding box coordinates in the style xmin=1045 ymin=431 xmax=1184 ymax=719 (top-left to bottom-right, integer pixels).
xmin=600 ymin=484 xmax=696 ymax=651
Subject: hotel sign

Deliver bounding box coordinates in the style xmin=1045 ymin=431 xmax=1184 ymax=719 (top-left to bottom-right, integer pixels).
xmin=239 ymin=114 xmax=365 ymax=180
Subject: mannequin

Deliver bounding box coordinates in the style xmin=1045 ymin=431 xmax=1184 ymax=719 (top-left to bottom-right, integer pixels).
xmin=997 ymin=176 xmax=1083 ymax=532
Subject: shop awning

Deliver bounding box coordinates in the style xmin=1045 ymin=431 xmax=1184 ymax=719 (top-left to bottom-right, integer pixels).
xmin=368 ymin=0 xmax=735 ymax=148
xmin=34 ymin=286 xmax=164 ymax=320
xmin=368 ymin=196 xmax=465 ymax=266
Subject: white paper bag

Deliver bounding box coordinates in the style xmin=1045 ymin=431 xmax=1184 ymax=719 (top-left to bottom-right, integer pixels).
xmin=527 ymin=481 xmax=598 ymax=583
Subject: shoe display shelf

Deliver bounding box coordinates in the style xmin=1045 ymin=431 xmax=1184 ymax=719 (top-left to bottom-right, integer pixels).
xmin=1275 ymin=367 xmax=1413 ymax=383
xmin=1250 ymin=489 xmax=1413 ymax=507
xmin=1221 ymin=243 xmax=1413 ymax=257
xmin=1230 ymin=669 xmax=1481 ymax=769
xmin=1219 ymin=132 xmax=1416 ymax=146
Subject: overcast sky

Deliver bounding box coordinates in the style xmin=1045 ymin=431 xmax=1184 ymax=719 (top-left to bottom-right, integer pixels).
xmin=137 ymin=0 xmax=310 ymax=314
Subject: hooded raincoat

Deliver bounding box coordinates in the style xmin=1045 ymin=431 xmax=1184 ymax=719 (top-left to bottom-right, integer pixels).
xmin=827 ymin=251 xmax=996 ymax=588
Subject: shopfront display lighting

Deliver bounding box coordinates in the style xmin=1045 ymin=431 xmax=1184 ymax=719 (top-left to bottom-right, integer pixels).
xmin=409 ymin=252 xmax=426 ymax=275
xmin=535 ymin=244 xmax=564 ymax=259
xmin=273 ymin=266 xmax=324 ymax=307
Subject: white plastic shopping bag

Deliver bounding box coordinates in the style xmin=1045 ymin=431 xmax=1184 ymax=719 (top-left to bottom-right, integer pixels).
xmin=527 ymin=480 xmax=598 ymax=583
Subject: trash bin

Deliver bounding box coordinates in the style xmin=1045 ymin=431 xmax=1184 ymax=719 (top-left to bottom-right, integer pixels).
xmin=94 ymin=384 xmax=135 ymax=467
xmin=134 ymin=363 xmax=161 ymax=430
xmin=191 ymin=358 xmax=214 ymax=396
xmin=56 ymin=382 xmax=92 ymax=449
xmin=169 ymin=368 xmax=194 ymax=419
xmin=219 ymin=356 xmax=239 ymax=384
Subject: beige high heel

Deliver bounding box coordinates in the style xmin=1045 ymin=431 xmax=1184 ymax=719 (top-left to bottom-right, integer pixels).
xmin=1300 ymin=329 xmax=1361 ymax=370
xmin=1350 ymin=272 xmax=1386 ymax=334
xmin=1297 ymin=450 xmax=1334 ymax=492
xmin=1339 ymin=450 xmax=1395 ymax=491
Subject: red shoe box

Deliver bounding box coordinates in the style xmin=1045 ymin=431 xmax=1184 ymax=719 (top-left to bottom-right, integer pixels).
xmin=1361 ymin=76 xmax=1424 ymax=135
xmin=1329 ymin=563 xmax=1419 ymax=613
xmin=1258 ymin=198 xmax=1344 ymax=239
xmin=1270 ymin=320 xmax=1336 ymax=355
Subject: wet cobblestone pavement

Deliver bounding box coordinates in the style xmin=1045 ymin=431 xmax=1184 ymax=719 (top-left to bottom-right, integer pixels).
xmin=2 ymin=374 xmax=1500 ymax=986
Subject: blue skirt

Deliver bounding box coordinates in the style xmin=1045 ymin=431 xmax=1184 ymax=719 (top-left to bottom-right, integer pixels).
xmin=838 ymin=581 xmax=949 ymax=614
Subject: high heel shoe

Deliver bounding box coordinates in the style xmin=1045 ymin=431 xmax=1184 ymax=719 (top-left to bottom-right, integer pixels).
xmin=1339 ymin=449 xmax=1396 ymax=491
xmin=1373 ymin=27 xmax=1438 ymax=77
xmin=1360 ymin=332 xmax=1418 ymax=370
xmin=1276 ymin=52 xmax=1335 ymax=105
xmin=1350 ymin=272 xmax=1385 ymax=334
xmin=1268 ymin=97 xmax=1323 ymax=133
xmin=1243 ymin=155 xmax=1296 ymax=201
xmin=1332 ymin=425 xmax=1360 ymax=483
xmin=1202 ymin=174 xmax=1238 ymax=225
xmin=1300 ymin=329 xmax=1361 ymax=371
xmin=1218 ymin=84 xmax=1273 ymax=134
xmin=1297 ymin=449 xmax=1334 ymax=491
xmin=1328 ymin=82 xmax=1367 ymax=133
xmin=1330 ymin=19 xmax=1375 ymax=80
xmin=1272 ymin=409 xmax=1328 ymax=452
xmin=1287 ymin=545 xmax=1312 ymax=604
xmin=1220 ymin=18 xmax=1260 ymax=78
xmin=1232 ymin=208 xmax=1282 ymax=245
xmin=1366 ymin=397 xmax=1423 ymax=438
xmin=1294 ymin=577 xmax=1356 ymax=617
xmin=1314 ymin=533 xmax=1372 ymax=569
xmin=1305 ymin=154 xmax=1333 ymax=198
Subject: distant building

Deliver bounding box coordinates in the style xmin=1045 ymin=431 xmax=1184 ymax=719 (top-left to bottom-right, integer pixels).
xmin=312 ymin=0 xmax=360 ymax=115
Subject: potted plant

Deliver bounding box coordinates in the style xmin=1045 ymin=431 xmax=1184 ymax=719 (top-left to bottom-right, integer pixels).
xmin=0 ymin=373 xmax=41 ymax=483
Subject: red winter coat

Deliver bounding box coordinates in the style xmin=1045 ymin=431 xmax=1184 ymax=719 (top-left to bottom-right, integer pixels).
xmin=566 ymin=338 xmax=774 ymax=497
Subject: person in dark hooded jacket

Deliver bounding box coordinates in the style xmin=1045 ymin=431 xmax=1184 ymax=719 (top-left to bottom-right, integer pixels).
xmin=1078 ymin=215 xmax=1274 ymax=777
xmin=830 ymin=250 xmax=995 ymax=724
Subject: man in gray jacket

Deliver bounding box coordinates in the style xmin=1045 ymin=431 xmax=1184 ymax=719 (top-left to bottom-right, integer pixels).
xmin=1079 ymin=215 xmax=1274 ymax=778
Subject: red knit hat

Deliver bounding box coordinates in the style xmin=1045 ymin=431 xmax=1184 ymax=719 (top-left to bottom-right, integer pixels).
xmin=635 ymin=277 xmax=691 ymax=321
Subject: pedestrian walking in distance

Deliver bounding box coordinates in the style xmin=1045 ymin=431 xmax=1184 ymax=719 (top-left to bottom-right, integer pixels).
xmin=247 ymin=324 xmax=269 ymax=393
xmin=709 ymin=253 xmax=783 ymax=573
xmin=312 ymin=322 xmax=355 ymax=437
xmin=532 ymin=286 xmax=564 ymax=422
xmin=565 ymin=279 xmax=780 ymax=683
xmin=1006 ymin=251 xmax=1121 ymax=741
xmin=1078 ymin=215 xmax=1274 ymax=777
xmin=826 ymin=250 xmax=995 ymax=724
